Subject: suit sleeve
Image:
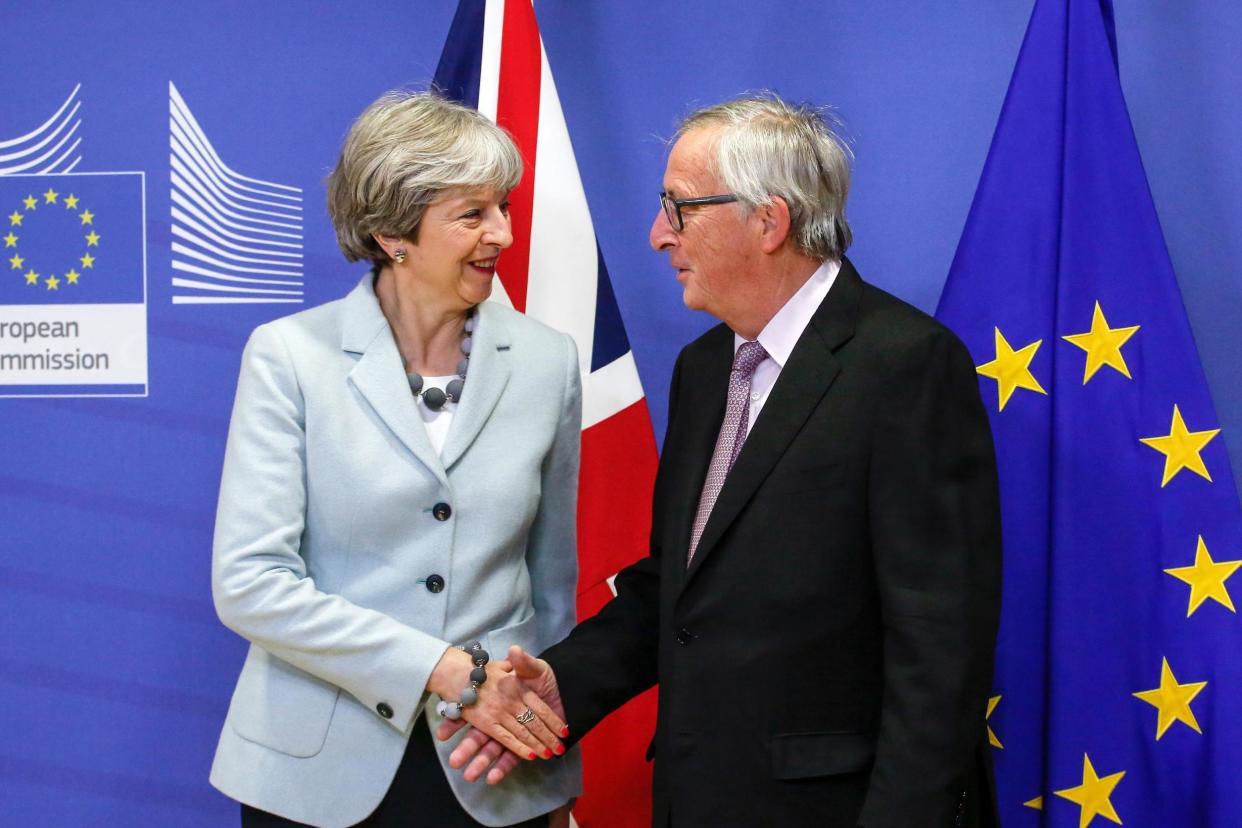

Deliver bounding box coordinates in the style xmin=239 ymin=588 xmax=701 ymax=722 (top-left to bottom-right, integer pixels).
xmin=212 ymin=323 xmax=452 ymax=733
xmin=539 ymin=350 xmax=683 ymax=742
xmin=858 ymin=328 xmax=1002 ymax=828
xmin=526 ymin=333 xmax=582 ymax=653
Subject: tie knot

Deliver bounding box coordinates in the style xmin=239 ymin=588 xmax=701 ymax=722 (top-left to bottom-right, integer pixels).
xmin=732 ymin=340 xmax=767 ymax=376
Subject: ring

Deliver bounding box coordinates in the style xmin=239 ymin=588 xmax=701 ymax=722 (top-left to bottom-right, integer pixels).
xmin=515 ymin=708 xmax=536 ymax=725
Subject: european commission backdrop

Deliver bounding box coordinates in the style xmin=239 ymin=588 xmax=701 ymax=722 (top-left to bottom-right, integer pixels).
xmin=2 ymin=2 xmax=1239 ymax=825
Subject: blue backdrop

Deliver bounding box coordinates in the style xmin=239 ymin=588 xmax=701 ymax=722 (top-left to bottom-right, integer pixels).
xmin=1 ymin=2 xmax=1239 ymax=825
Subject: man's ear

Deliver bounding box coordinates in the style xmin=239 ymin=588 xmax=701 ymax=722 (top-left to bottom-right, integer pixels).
xmin=756 ymin=196 xmax=792 ymax=254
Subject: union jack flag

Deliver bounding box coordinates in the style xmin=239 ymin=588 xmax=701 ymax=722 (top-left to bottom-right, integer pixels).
xmin=434 ymin=2 xmax=659 ymax=825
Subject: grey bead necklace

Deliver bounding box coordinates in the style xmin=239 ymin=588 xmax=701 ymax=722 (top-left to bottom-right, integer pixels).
xmin=406 ymin=308 xmax=474 ymax=411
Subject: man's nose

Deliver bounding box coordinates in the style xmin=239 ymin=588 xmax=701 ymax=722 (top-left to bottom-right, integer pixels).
xmin=650 ymin=207 xmax=676 ymax=251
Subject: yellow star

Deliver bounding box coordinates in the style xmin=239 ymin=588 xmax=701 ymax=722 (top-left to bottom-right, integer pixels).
xmin=79 ymin=209 xmax=95 ymax=225
xmin=986 ymin=695 xmax=1003 ymax=748
xmin=3 ymin=232 xmax=16 ymax=247
xmin=1140 ymin=405 xmax=1220 ymax=487
xmin=80 ymin=252 xmax=95 ymax=269
xmin=1024 ymin=796 xmax=1044 ymax=810
xmin=85 ymin=230 xmax=101 ymax=247
xmin=43 ymin=187 xmax=59 ymax=204
xmin=8 ymin=211 xmax=23 ymax=226
xmin=65 ymin=268 xmax=80 ymax=284
xmin=1062 ymin=301 xmax=1140 ymax=383
xmin=64 ymin=194 xmax=79 ymax=209
xmin=45 ymin=274 xmax=60 ymax=290
xmin=8 ymin=253 xmax=23 ymax=270
xmin=1133 ymin=656 xmax=1207 ymax=740
xmin=22 ymin=194 xmax=37 ymax=210
xmin=976 ymin=327 xmax=1047 ymax=411
xmin=24 ymin=271 xmax=38 ymax=285
xmin=1165 ymin=535 xmax=1241 ymax=616
xmin=1054 ymin=754 xmax=1125 ymax=828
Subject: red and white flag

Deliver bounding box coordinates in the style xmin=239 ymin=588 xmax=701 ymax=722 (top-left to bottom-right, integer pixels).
xmin=435 ymin=2 xmax=659 ymax=825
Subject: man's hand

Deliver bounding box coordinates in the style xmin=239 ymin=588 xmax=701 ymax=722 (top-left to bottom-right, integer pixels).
xmin=436 ymin=646 xmax=566 ymax=784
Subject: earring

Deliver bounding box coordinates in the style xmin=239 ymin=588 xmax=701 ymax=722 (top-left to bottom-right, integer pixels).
xmin=393 ymin=249 xmax=407 ymax=264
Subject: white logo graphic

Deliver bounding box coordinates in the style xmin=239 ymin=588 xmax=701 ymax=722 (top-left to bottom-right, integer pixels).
xmin=169 ymin=82 xmax=304 ymax=304
xmin=0 ymin=84 xmax=83 ymax=175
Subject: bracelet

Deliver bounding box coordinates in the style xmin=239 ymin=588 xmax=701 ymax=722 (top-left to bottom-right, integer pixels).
xmin=435 ymin=642 xmax=490 ymax=720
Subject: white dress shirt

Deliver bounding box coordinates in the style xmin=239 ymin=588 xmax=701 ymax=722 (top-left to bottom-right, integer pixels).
xmin=416 ymin=375 xmax=457 ymax=454
xmin=734 ymin=259 xmax=840 ymax=434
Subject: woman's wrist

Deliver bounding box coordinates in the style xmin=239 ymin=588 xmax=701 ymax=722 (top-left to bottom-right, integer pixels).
xmin=427 ymin=646 xmax=473 ymax=698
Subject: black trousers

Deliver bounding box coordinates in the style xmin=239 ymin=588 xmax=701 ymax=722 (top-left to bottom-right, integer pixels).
xmin=241 ymin=727 xmax=550 ymax=828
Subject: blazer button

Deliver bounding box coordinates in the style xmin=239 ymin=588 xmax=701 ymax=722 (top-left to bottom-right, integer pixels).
xmin=675 ymin=628 xmax=693 ymax=646
xmin=425 ymin=574 xmax=445 ymax=593
xmin=433 ymin=502 xmax=452 ymax=521
xmin=376 ymin=702 xmax=393 ymax=719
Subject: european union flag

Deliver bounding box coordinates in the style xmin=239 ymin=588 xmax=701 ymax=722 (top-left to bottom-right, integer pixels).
xmin=936 ymin=0 xmax=1242 ymax=825
xmin=0 ymin=172 xmax=144 ymax=305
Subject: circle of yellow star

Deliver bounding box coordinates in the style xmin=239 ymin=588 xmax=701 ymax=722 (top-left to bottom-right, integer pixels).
xmin=45 ymin=274 xmax=60 ymax=290
xmin=24 ymin=271 xmax=38 ymax=285
xmin=1165 ymin=535 xmax=1241 ymax=616
xmin=43 ymin=187 xmax=59 ymax=205
xmin=1139 ymin=404 xmax=1220 ymax=487
xmin=1062 ymin=301 xmax=1140 ymax=384
xmin=64 ymin=194 xmax=80 ymax=209
xmin=8 ymin=211 xmax=23 ymax=226
xmin=976 ymin=327 xmax=1047 ymax=411
xmin=65 ymin=268 xmax=81 ymax=285
xmin=80 ymin=252 xmax=96 ymax=269
xmin=9 ymin=253 xmax=23 ymax=270
xmin=3 ymin=232 xmax=17 ymax=247
xmin=1054 ymin=753 xmax=1125 ymax=828
xmin=986 ymin=695 xmax=1003 ymax=748
xmin=85 ymin=230 xmax=101 ymax=246
xmin=1133 ymin=656 xmax=1207 ymax=740
xmin=79 ymin=209 xmax=95 ymax=226
xmin=22 ymin=194 xmax=37 ymax=210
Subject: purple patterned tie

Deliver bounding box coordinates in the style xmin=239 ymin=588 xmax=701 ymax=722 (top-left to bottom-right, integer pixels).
xmin=687 ymin=340 xmax=768 ymax=565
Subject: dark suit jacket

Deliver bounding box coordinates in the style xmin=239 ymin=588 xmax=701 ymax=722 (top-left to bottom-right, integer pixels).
xmin=544 ymin=259 xmax=1002 ymax=827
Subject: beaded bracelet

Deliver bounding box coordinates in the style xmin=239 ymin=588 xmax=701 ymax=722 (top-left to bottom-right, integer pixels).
xmin=435 ymin=642 xmax=490 ymax=720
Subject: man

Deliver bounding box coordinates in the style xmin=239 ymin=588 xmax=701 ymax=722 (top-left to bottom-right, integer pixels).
xmin=445 ymin=94 xmax=1002 ymax=827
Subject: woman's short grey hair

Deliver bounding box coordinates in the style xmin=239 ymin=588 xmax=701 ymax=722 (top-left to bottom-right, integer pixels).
xmin=678 ymin=93 xmax=853 ymax=260
xmin=327 ymin=91 xmax=523 ymax=263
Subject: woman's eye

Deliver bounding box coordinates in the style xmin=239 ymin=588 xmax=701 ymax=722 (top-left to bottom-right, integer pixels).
xmin=499 ymin=202 xmax=511 ymax=215
xmin=461 ymin=209 xmax=481 ymax=220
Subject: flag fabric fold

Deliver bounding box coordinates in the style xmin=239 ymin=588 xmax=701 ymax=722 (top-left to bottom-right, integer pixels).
xmin=435 ymin=2 xmax=658 ymax=825
xmin=937 ymin=0 xmax=1242 ymax=825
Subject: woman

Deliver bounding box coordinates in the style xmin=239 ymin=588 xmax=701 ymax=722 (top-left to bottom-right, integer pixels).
xmin=208 ymin=91 xmax=581 ymax=828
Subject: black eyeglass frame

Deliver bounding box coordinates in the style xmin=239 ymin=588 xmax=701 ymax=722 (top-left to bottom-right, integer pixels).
xmin=659 ymin=191 xmax=739 ymax=231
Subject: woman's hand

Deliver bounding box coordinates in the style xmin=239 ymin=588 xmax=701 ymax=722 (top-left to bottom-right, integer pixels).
xmin=437 ymin=646 xmax=567 ymax=783
xmin=428 ymin=646 xmax=566 ymax=760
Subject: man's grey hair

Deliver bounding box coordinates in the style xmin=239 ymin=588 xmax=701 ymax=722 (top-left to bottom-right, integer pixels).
xmin=678 ymin=93 xmax=853 ymax=260
xmin=327 ymin=91 xmax=523 ymax=264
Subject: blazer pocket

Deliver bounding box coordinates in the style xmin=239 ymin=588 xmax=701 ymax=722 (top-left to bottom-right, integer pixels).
xmin=764 ymin=461 xmax=844 ymax=496
xmin=227 ymin=645 xmax=341 ymax=758
xmin=770 ymin=731 xmax=876 ymax=780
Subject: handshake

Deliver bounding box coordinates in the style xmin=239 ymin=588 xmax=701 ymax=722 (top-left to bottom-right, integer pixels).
xmin=431 ymin=645 xmax=566 ymax=785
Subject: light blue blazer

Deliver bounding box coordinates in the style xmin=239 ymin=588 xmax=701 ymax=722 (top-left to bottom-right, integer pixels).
xmin=209 ymin=273 xmax=583 ymax=828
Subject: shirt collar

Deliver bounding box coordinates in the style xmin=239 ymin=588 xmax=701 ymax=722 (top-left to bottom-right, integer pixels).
xmin=734 ymin=259 xmax=840 ymax=366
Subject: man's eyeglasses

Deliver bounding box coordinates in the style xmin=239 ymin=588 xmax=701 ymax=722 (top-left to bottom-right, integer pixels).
xmin=659 ymin=191 xmax=739 ymax=232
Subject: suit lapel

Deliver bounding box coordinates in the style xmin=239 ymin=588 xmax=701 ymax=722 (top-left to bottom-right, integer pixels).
xmin=683 ymin=260 xmax=863 ymax=586
xmin=341 ymin=273 xmax=448 ymax=488
xmin=440 ymin=302 xmax=511 ymax=470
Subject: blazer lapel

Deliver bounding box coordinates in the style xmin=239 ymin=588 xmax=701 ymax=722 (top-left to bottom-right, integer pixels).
xmin=341 ymin=274 xmax=448 ymax=488
xmin=440 ymin=302 xmax=511 ymax=470
xmin=683 ymin=260 xmax=863 ymax=585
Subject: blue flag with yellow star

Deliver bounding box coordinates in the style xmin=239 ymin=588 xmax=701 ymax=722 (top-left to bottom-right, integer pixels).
xmin=936 ymin=0 xmax=1242 ymax=825
xmin=0 ymin=173 xmax=144 ymax=305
